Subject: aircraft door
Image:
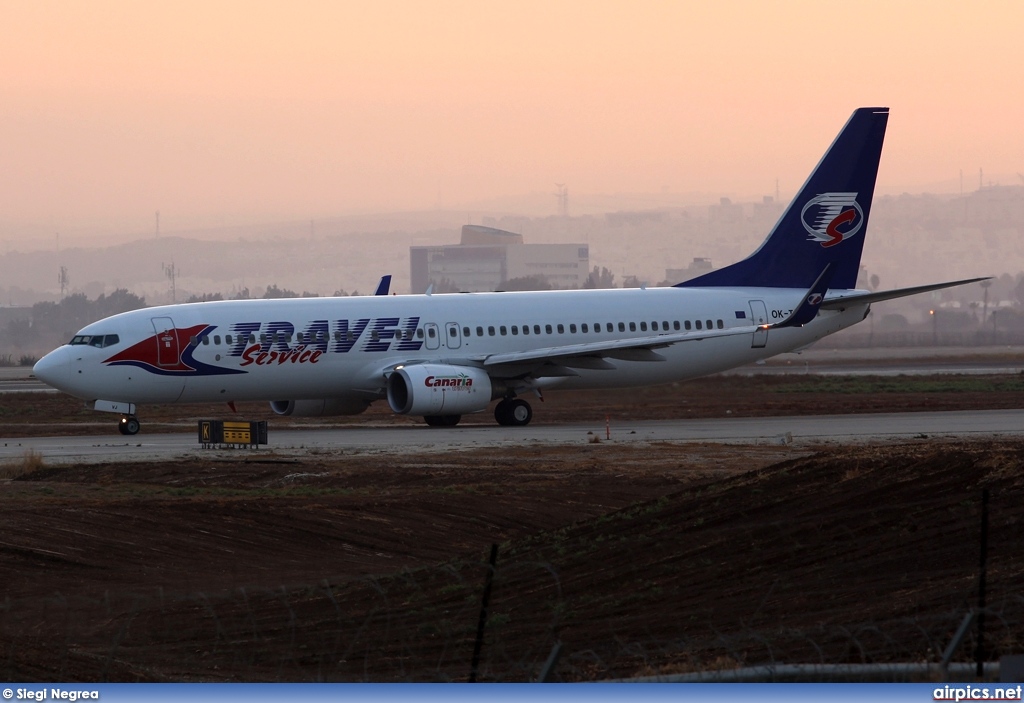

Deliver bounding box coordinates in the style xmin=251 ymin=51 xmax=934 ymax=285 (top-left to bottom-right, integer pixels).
xmin=748 ymin=301 xmax=768 ymax=349
xmin=444 ymin=322 xmax=462 ymax=349
xmin=151 ymin=317 xmax=181 ymax=366
xmin=424 ymin=323 xmax=441 ymax=350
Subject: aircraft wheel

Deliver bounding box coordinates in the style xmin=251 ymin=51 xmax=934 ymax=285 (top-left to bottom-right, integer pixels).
xmin=507 ymin=399 xmax=532 ymax=426
xmin=120 ymin=416 xmax=141 ymax=435
xmin=424 ymin=414 xmax=461 ymax=427
xmin=494 ymin=399 xmax=512 ymax=425
xmin=496 ymin=398 xmax=532 ymax=426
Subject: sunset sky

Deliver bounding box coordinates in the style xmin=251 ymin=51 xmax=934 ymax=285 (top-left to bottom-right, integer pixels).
xmin=2 ymin=1 xmax=1022 ymax=238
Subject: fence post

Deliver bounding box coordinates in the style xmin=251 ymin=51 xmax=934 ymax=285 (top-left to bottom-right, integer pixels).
xmin=976 ymin=488 xmax=989 ymax=679
xmin=469 ymin=543 xmax=499 ymax=683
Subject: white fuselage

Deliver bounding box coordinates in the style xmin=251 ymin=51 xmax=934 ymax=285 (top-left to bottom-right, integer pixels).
xmin=35 ymin=286 xmax=868 ymax=408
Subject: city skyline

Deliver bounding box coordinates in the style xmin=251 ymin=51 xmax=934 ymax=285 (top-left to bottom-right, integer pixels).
xmin=2 ymin=1 xmax=1022 ymax=240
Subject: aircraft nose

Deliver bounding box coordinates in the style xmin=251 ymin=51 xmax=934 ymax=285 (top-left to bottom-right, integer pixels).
xmin=33 ymin=347 xmax=72 ymax=391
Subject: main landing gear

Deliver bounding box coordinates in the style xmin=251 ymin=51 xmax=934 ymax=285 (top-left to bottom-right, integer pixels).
xmin=494 ymin=398 xmax=532 ymax=426
xmin=118 ymin=415 xmax=141 ymax=435
xmin=422 ymin=398 xmax=534 ymax=428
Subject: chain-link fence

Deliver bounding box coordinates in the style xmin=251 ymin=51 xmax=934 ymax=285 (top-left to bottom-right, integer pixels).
xmin=2 ymin=558 xmax=1020 ymax=682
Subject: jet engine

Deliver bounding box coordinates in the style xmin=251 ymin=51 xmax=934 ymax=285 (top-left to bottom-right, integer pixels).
xmin=386 ymin=364 xmax=492 ymax=416
xmin=269 ymin=398 xmax=370 ymax=417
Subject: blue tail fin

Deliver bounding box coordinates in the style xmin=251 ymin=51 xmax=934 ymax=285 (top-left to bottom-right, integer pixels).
xmin=676 ymin=107 xmax=889 ymax=290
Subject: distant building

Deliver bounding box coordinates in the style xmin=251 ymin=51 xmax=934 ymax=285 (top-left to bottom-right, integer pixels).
xmin=410 ymin=225 xmax=589 ymax=293
xmin=665 ymin=257 xmax=714 ymax=284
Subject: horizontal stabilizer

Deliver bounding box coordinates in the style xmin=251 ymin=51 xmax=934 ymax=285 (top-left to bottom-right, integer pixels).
xmin=820 ymin=277 xmax=991 ymax=309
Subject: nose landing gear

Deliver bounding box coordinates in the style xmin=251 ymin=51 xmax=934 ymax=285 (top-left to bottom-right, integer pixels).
xmin=118 ymin=416 xmax=141 ymax=435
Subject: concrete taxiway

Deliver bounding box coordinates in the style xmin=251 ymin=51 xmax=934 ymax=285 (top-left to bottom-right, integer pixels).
xmin=2 ymin=409 xmax=1022 ymax=465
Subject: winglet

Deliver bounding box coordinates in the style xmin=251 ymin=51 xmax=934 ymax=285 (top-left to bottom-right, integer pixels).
xmin=771 ymin=264 xmax=833 ymax=329
xmin=373 ymin=275 xmax=392 ymax=296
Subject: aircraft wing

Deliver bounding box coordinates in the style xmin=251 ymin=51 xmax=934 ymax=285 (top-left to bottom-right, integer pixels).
xmin=820 ymin=277 xmax=990 ymax=309
xmin=476 ymin=324 xmax=762 ymax=372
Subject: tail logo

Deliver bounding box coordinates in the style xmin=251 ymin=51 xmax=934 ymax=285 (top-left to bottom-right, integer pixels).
xmin=801 ymin=192 xmax=864 ymax=248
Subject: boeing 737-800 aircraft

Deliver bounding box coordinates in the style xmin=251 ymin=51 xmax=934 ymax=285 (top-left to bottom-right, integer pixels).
xmin=34 ymin=107 xmax=983 ymax=435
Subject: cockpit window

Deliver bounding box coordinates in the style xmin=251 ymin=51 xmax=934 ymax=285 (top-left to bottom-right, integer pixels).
xmin=69 ymin=334 xmax=120 ymax=348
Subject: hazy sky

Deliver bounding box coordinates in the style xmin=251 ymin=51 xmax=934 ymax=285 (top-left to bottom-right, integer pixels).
xmin=2 ymin=1 xmax=1022 ymax=236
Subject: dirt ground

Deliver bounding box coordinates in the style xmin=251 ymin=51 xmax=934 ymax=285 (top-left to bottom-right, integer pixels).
xmin=1 ymin=376 xmax=1023 ymax=681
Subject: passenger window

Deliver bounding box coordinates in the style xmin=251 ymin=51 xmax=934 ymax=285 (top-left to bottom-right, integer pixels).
xmin=569 ymin=324 xmax=577 ymax=333
xmin=463 ymin=326 xmax=470 ymax=337
xmin=488 ymin=326 xmax=495 ymax=336
xmin=717 ymin=319 xmax=724 ymax=329
xmin=685 ymin=321 xmax=692 ymax=330
xmin=640 ymin=322 xmax=647 ymax=331
xmin=662 ymin=321 xmax=669 ymax=330
xmin=202 ymin=336 xmax=210 ymax=345
xmin=629 ymin=322 xmax=636 ymax=332
xmin=557 ymin=324 xmax=564 ymax=333
xmin=476 ymin=326 xmax=484 ymax=336
xmin=522 ymin=325 xmax=529 ymax=335
xmin=582 ymin=323 xmax=589 ymax=333
xmin=190 ymin=336 xmax=198 ymax=346
xmin=249 ymin=334 xmax=256 ymax=343
xmin=607 ymin=323 xmax=613 ymax=332
xmin=534 ymin=325 xmax=541 ymax=335
xmin=296 ymin=333 xmax=304 ymax=343
xmin=511 ymin=326 xmax=519 ymax=335
xmin=371 ymin=331 xmax=380 ymax=341
xmin=500 ymin=326 xmax=507 ymax=336
xmin=650 ymin=322 xmax=658 ymax=331
xmin=706 ymin=319 xmax=713 ymax=329
xmin=618 ymin=322 xmax=625 ymax=332
xmin=214 ymin=335 xmax=222 ymax=345
xmin=695 ymin=320 xmax=702 ymax=330
xmin=416 ymin=329 xmax=424 ymax=339
xmin=673 ymin=321 xmax=680 ymax=331
xmin=427 ymin=328 xmax=436 ymax=338
xmin=545 ymin=324 xmax=553 ymax=334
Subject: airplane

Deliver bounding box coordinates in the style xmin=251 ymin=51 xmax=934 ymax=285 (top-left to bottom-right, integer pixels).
xmin=33 ymin=107 xmax=985 ymax=435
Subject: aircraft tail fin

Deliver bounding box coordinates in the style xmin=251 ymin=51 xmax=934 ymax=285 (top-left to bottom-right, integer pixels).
xmin=676 ymin=107 xmax=889 ymax=291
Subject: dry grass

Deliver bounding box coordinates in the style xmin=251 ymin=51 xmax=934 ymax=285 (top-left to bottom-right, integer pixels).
xmin=0 ymin=449 xmax=45 ymax=479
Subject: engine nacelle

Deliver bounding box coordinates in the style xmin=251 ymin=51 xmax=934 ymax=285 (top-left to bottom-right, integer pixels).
xmin=269 ymin=398 xmax=370 ymax=417
xmin=387 ymin=364 xmax=492 ymax=416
